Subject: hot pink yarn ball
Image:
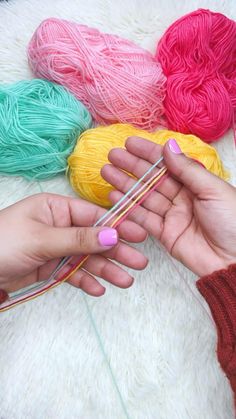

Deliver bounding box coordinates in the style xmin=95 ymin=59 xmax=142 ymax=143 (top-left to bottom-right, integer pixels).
xmin=28 ymin=18 xmax=166 ymax=131
xmin=156 ymin=9 xmax=236 ymax=142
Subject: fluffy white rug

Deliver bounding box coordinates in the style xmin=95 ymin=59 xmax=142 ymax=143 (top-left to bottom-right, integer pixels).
xmin=0 ymin=0 xmax=235 ymax=418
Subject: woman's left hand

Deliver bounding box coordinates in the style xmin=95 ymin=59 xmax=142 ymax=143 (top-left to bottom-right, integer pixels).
xmin=0 ymin=193 xmax=148 ymax=297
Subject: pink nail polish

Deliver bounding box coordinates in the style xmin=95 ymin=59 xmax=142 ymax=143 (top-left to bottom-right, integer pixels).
xmin=168 ymin=138 xmax=182 ymax=154
xmin=98 ymin=228 xmax=118 ymax=247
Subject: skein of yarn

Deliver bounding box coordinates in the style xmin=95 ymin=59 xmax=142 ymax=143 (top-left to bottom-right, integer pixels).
xmin=28 ymin=18 xmax=166 ymax=131
xmin=0 ymin=79 xmax=92 ymax=179
xmin=68 ymin=124 xmax=228 ymax=207
xmin=156 ymin=9 xmax=236 ymax=142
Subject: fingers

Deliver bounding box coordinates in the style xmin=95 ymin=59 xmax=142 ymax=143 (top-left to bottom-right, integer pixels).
xmin=109 ymin=190 xmax=164 ymax=239
xmin=108 ymin=143 xmax=164 ymax=177
xmin=107 ymin=136 xmax=229 ymax=203
xmin=38 ymin=226 xmax=119 ymax=259
xmin=102 ymin=239 xmax=148 ymax=270
xmin=68 ymin=269 xmax=106 ymax=296
xmin=83 ymin=254 xmax=134 ymax=288
xmin=31 ymin=193 xmax=147 ymax=242
xmin=101 ymin=162 xmax=171 ymax=218
xmin=42 ymin=236 xmax=147 ymax=282
xmin=43 ymin=239 xmax=145 ymax=296
xmin=65 ymin=238 xmax=148 ymax=273
xmin=115 ymin=219 xmax=147 ymax=243
xmin=163 ymin=139 xmax=228 ymax=198
xmin=47 ymin=194 xmax=107 ymax=227
xmin=105 ymin=138 xmax=182 ymax=203
xmin=68 ymin=253 xmax=135 ymax=296
xmin=124 ymin=137 xmax=182 ymax=201
xmin=125 ymin=136 xmax=163 ymax=164
xmin=48 ymin=195 xmax=147 ymax=243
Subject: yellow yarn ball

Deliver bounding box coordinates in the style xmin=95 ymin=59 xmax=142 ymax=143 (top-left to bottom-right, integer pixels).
xmin=68 ymin=123 xmax=229 ymax=207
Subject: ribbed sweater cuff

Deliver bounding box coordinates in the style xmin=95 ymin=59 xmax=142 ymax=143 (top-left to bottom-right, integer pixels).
xmin=197 ymin=264 xmax=236 ymax=389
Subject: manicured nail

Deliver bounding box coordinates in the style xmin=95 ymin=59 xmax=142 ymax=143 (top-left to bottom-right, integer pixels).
xmin=98 ymin=228 xmax=118 ymax=247
xmin=168 ymin=138 xmax=182 ymax=154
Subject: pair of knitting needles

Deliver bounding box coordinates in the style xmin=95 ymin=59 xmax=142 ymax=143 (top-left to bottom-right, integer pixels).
xmin=0 ymin=156 xmax=168 ymax=312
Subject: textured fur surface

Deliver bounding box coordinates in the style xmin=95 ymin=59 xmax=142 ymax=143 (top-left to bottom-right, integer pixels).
xmin=0 ymin=1 xmax=235 ymax=418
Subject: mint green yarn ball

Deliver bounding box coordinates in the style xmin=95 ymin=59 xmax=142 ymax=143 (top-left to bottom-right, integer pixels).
xmin=0 ymin=79 xmax=92 ymax=179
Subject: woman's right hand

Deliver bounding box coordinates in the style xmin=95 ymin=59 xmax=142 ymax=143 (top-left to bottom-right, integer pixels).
xmin=102 ymin=137 xmax=236 ymax=277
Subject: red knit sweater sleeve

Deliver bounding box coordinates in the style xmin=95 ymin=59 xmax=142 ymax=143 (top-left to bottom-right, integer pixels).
xmin=197 ymin=264 xmax=236 ymax=400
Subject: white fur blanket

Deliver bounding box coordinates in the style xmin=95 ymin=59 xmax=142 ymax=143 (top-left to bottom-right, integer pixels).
xmin=0 ymin=1 xmax=235 ymax=418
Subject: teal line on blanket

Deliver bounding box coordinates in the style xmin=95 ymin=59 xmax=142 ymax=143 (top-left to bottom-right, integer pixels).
xmin=83 ymin=294 xmax=131 ymax=419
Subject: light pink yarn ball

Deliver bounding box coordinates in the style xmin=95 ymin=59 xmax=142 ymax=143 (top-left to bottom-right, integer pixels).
xmin=28 ymin=18 xmax=166 ymax=130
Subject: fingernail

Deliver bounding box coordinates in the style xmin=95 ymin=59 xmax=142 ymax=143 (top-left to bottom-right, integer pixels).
xmin=168 ymin=138 xmax=182 ymax=154
xmin=98 ymin=228 xmax=118 ymax=247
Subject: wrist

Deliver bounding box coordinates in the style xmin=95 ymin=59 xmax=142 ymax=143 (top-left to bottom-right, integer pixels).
xmin=195 ymin=256 xmax=236 ymax=278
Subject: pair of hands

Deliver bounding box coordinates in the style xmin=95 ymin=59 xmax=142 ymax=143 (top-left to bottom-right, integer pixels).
xmin=1 ymin=137 xmax=236 ymax=299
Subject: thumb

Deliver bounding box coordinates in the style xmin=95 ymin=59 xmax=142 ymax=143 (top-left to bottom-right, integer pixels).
xmin=163 ymin=138 xmax=224 ymax=197
xmin=39 ymin=226 xmax=118 ymax=259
